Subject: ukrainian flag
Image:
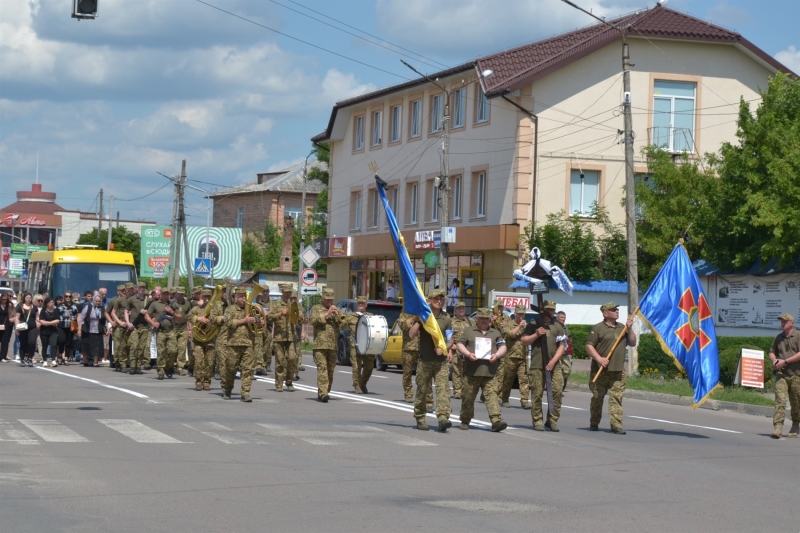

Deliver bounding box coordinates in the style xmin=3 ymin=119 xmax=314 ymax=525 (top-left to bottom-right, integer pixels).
xmin=637 ymin=243 xmax=722 ymax=407
xmin=375 ymin=176 xmax=447 ymax=353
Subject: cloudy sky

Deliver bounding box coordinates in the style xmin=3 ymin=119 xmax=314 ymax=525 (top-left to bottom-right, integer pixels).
xmin=2 ymin=0 xmax=798 ymax=225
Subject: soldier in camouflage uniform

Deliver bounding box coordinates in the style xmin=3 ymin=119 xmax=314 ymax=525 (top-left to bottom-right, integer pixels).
xmin=187 ymin=288 xmax=222 ymax=391
xmin=500 ymin=304 xmax=531 ymax=409
xmin=456 ymin=307 xmax=508 ymax=432
xmin=222 ymin=286 xmax=257 ymax=401
xmin=448 ymin=302 xmax=473 ymax=399
xmin=399 ymin=313 xmax=432 ymax=408
xmin=252 ymin=289 xmax=269 ymax=375
xmin=344 ymin=296 xmax=373 ymax=393
xmin=585 ymin=301 xmax=637 ymax=434
xmin=213 ymin=285 xmax=229 ymax=381
xmin=172 ymin=288 xmax=192 ymax=376
xmin=310 ymin=288 xmax=343 ymax=402
xmin=187 ymin=285 xmax=204 ymax=376
xmin=769 ymin=313 xmax=800 ymax=439
xmin=110 ymin=284 xmax=129 ymax=372
xmin=268 ymin=283 xmax=296 ymax=392
xmin=521 ymin=300 xmax=566 ymax=431
xmin=145 ymin=289 xmax=181 ymax=380
xmin=491 ymin=299 xmax=511 ymax=404
xmin=291 ymin=291 xmax=306 ymax=379
xmin=556 ymin=310 xmax=573 ymax=391
xmin=411 ymin=289 xmax=452 ymax=432
xmin=125 ymin=282 xmax=151 ymax=375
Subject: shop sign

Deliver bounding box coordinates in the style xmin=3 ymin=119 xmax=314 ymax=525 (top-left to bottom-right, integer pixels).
xmin=3 ymin=214 xmax=47 ymax=227
xmin=329 ymin=237 xmax=350 ymax=257
xmin=140 ymin=226 xmax=173 ymax=278
xmin=312 ymin=237 xmax=329 ymax=258
xmin=424 ymin=251 xmax=440 ymax=269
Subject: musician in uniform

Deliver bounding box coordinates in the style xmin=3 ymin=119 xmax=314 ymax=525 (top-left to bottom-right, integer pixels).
xmin=269 ymin=283 xmax=296 ymax=392
xmin=310 ymin=288 xmax=342 ymax=402
xmin=187 ymin=285 xmax=204 ymax=377
xmin=146 ymin=289 xmax=181 ymax=380
xmin=125 ymin=281 xmax=151 ymax=375
xmin=521 ymin=300 xmax=566 ymax=431
xmin=112 ymin=282 xmax=135 ymax=372
xmin=222 ymin=286 xmax=257 ymax=401
xmin=109 ymin=284 xmax=128 ymax=372
xmin=253 ymin=287 xmax=270 ymax=375
xmin=491 ymin=299 xmax=512 ymax=405
xmin=456 ymin=307 xmax=508 ymax=432
xmin=500 ymin=304 xmax=531 ymax=409
xmin=260 ymin=287 xmax=273 ymax=374
xmin=213 ymin=283 xmax=230 ymax=381
xmin=291 ymin=290 xmax=306 ymax=380
xmin=398 ymin=313 xmax=431 ymax=409
xmin=586 ymin=301 xmax=636 ymax=435
xmin=410 ymin=289 xmax=452 ymax=432
xmin=187 ymin=288 xmax=221 ymax=391
xmin=172 ymin=288 xmax=192 ymax=376
xmin=345 ymin=296 xmax=374 ymax=394
xmin=448 ymin=302 xmax=473 ymax=399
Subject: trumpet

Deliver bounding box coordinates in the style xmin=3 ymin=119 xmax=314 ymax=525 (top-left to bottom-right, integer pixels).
xmin=246 ymin=283 xmax=266 ymax=335
xmin=192 ymin=285 xmax=222 ymax=343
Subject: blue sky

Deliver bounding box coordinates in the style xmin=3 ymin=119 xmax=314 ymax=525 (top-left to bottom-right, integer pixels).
xmin=1 ymin=0 xmax=797 ymax=225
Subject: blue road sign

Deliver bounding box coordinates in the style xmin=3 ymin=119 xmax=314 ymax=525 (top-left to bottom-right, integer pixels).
xmin=21 ymin=270 xmax=28 ymax=281
xmin=193 ymin=257 xmax=211 ymax=276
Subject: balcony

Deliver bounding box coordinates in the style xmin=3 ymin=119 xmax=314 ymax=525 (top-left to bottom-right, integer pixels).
xmin=647 ymin=127 xmax=694 ymax=154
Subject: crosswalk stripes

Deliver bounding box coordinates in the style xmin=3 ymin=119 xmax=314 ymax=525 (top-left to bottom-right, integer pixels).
xmin=183 ymin=422 xmax=268 ymax=445
xmin=98 ymin=419 xmax=186 ymax=443
xmin=19 ymin=419 xmax=89 ymax=443
xmin=0 ymin=420 xmax=41 ymax=445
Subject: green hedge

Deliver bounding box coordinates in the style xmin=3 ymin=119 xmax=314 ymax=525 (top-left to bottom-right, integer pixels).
xmin=567 ymin=324 xmax=593 ymax=359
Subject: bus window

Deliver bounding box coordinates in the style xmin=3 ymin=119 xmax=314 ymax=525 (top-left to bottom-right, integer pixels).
xmin=51 ymin=263 xmax=136 ymax=298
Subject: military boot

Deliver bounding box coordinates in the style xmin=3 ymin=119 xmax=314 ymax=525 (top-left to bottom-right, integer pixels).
xmin=533 ymin=423 xmax=545 ymax=431
xmin=521 ymin=401 xmax=531 ymax=410
xmin=788 ymin=423 xmax=799 ymax=438
xmin=771 ymin=426 xmax=783 ymax=439
xmin=502 ymin=401 xmax=511 ymax=408
xmin=491 ymin=420 xmax=508 ymax=433
xmin=416 ymin=420 xmax=429 ymax=431
xmin=354 ymin=385 xmax=363 ymax=394
xmin=459 ymin=422 xmax=469 ymax=430
xmin=610 ymin=427 xmax=627 ymax=435
xmin=240 ymin=394 xmax=252 ymax=403
xmin=547 ymin=421 xmax=560 ymax=432
xmin=438 ymin=418 xmax=452 ymax=432
xmin=222 ymin=391 xmax=232 ymax=400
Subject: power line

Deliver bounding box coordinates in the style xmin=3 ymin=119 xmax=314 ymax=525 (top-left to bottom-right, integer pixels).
xmin=115 ymin=181 xmax=171 ymax=202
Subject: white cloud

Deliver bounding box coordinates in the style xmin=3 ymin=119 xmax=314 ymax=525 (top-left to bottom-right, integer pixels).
xmin=775 ymin=45 xmax=800 ymax=75
xmin=321 ymin=68 xmax=377 ymax=103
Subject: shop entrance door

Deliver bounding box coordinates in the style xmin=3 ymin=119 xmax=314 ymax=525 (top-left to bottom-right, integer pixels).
xmin=459 ymin=267 xmax=482 ymax=315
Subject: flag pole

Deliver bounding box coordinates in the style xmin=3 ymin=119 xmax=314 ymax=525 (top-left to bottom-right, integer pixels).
xmin=592 ymin=306 xmax=639 ymax=383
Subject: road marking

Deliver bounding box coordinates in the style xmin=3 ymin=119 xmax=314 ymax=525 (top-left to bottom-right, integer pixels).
xmin=0 ymin=420 xmax=41 ymax=445
xmin=627 ymin=415 xmax=742 ymax=434
xmin=509 ymin=395 xmax=586 ymax=410
xmin=34 ymin=366 xmax=157 ymax=403
xmin=183 ymin=422 xmax=268 ymax=444
xmin=98 ymin=419 xmax=186 ymax=443
xmin=256 ymin=423 xmax=437 ymax=446
xmin=48 ymin=401 xmax=118 ymax=404
xmin=19 ymin=420 xmax=89 ymax=442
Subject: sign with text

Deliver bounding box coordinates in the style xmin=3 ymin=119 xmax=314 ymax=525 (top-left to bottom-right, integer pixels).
xmin=489 ymin=291 xmax=533 ymax=309
xmin=714 ymin=274 xmax=800 ymax=328
xmin=329 ymin=237 xmax=350 ymax=257
xmin=414 ymin=229 xmax=441 ymax=250
xmin=738 ymin=348 xmax=765 ymax=388
xmin=140 ymin=226 xmax=173 ymax=278
xmin=180 ymin=226 xmax=242 ymax=280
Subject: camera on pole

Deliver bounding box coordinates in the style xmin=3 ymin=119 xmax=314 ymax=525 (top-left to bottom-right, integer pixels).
xmin=72 ymin=0 xmax=98 ymax=20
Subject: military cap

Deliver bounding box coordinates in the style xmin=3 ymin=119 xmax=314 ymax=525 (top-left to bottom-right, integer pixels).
xmin=137 ymin=281 xmax=147 ymax=288
xmin=543 ymin=300 xmax=556 ymax=310
xmin=455 ymin=301 xmax=466 ymax=308
xmin=193 ymin=285 xmax=203 ymax=293
xmin=280 ymin=282 xmax=293 ymax=292
xmin=600 ymin=301 xmax=619 ymax=312
xmin=515 ymin=304 xmax=527 ymax=314
xmin=492 ymin=298 xmax=505 ymax=308
xmin=476 ymin=307 xmax=492 ymax=318
xmin=176 ymin=287 xmax=185 ymax=295
xmin=125 ymin=282 xmax=135 ymax=289
xmin=778 ymin=312 xmax=794 ymax=322
xmin=201 ymin=289 xmax=212 ymax=297
xmin=322 ymin=288 xmax=335 ymax=299
xmin=169 ymin=286 xmax=178 ymax=293
xmin=428 ymin=289 xmax=445 ymax=299
xmin=116 ymin=284 xmax=126 ymax=291
xmin=233 ymin=286 xmax=247 ymax=294
xmin=356 ymin=295 xmax=367 ymax=303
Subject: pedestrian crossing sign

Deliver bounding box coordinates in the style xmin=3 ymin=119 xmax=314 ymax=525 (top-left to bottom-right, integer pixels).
xmin=193 ymin=257 xmax=211 ymax=276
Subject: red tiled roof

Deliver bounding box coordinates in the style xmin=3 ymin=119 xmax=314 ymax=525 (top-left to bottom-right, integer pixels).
xmin=0 ymin=200 xmax=65 ymax=215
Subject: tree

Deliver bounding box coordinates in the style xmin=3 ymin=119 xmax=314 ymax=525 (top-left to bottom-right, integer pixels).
xmin=241 ymin=219 xmax=283 ymax=271
xmin=306 ymin=142 xmax=329 ymax=275
xmin=703 ymin=73 xmax=800 ymax=271
xmin=77 ymin=226 xmax=141 ymax=271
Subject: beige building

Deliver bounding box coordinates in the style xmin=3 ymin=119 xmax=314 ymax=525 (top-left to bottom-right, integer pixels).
xmin=312 ymin=5 xmax=793 ymax=311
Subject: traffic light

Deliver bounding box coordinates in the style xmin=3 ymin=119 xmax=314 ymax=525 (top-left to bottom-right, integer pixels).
xmin=72 ymin=0 xmax=98 ymax=20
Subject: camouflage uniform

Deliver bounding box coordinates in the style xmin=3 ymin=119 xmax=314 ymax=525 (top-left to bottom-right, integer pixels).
xmin=770 ymin=321 xmax=800 ymax=435
xmin=398 ymin=313 xmax=431 ymax=407
xmin=587 ymin=320 xmax=630 ymax=431
xmin=187 ymin=295 xmax=221 ymax=389
xmin=214 ymin=298 xmax=229 ymax=380
xmin=561 ymin=323 xmax=573 ymax=390
xmin=269 ymin=294 xmax=296 ymax=391
xmin=126 ymin=291 xmax=150 ymax=373
xmin=500 ymin=315 xmax=531 ymax=408
xmin=223 ymin=300 xmax=256 ymax=399
xmin=457 ymin=318 xmax=507 ymax=428
xmin=111 ymin=289 xmax=129 ymax=370
xmin=448 ymin=313 xmax=473 ymax=399
xmin=345 ymin=304 xmax=375 ymax=392
xmin=172 ymin=295 xmax=192 ymax=375
xmin=525 ymin=318 xmax=566 ymax=428
xmin=148 ymin=299 xmax=177 ymax=378
xmin=310 ymin=299 xmax=342 ymax=399
xmin=261 ymin=316 xmax=273 ymax=372
xmin=414 ymin=312 xmax=452 ymax=425
xmin=293 ymin=304 xmax=305 ymax=376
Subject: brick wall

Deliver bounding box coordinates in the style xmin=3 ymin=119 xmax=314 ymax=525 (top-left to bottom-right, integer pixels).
xmin=212 ymin=191 xmax=318 ymax=233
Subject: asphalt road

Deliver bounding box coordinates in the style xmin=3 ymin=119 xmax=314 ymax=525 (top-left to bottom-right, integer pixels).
xmin=1 ymin=355 xmax=798 ymax=533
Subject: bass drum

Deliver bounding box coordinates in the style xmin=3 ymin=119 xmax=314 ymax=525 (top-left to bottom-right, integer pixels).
xmin=356 ymin=314 xmax=388 ymax=356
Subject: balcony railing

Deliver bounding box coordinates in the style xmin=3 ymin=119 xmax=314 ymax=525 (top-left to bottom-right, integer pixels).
xmin=647 ymin=127 xmax=694 ymax=154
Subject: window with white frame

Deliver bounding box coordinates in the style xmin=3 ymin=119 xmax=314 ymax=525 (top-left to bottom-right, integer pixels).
xmin=476 ymin=87 xmax=489 ymax=123
xmin=410 ymin=99 xmax=422 ymax=138
xmin=452 ymin=175 xmax=462 ymax=220
xmin=476 ymin=172 xmax=486 ymax=217
xmin=431 ymin=93 xmax=443 ymax=132
xmin=453 ymin=88 xmax=466 ymax=128
xmin=652 ymin=80 xmax=696 ymax=153
xmin=351 ymin=191 xmax=362 ymax=229
xmin=430 ymin=180 xmax=439 ymax=222
xmin=390 ymin=105 xmax=401 ymax=142
xmin=371 ymin=110 xmax=382 ymax=147
xmin=285 ymin=206 xmax=302 ymax=223
xmin=370 ymin=189 xmax=379 ymax=228
xmin=408 ymin=183 xmax=418 ymax=225
xmin=569 ymin=169 xmax=599 ymax=216
xmin=236 ymin=207 xmax=244 ymax=228
xmin=391 ymin=186 xmax=399 ymax=215
xmin=354 ymin=115 xmax=364 ymax=150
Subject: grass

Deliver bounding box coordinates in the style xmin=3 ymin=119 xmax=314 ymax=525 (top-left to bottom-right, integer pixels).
xmin=568 ymin=372 xmax=775 ymax=407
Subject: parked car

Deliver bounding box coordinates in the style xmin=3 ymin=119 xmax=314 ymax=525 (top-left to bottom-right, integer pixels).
xmin=335 ymin=300 xmax=403 ymax=366
xmin=376 ymin=318 xmax=404 ymax=371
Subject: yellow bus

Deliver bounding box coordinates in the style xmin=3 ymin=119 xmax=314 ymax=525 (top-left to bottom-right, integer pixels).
xmin=26 ymin=246 xmax=138 ymax=297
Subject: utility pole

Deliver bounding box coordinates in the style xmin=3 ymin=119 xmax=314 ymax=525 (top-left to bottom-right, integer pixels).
xmin=561 ymin=0 xmax=640 ymax=373
xmin=179 ymin=159 xmax=193 ymax=291
xmin=168 ymin=174 xmax=179 ymax=288
xmin=106 ymin=196 xmax=114 ymax=250
xmin=298 ymin=151 xmax=313 ymax=310
xmin=98 ymin=188 xmax=104 ymax=234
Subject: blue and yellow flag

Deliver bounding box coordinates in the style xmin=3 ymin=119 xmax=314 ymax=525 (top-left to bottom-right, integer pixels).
xmin=375 ymin=176 xmax=447 ymax=353
xmin=637 ymin=244 xmax=721 ymax=407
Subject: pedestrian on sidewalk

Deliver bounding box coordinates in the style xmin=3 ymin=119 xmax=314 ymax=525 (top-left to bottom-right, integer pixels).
xmin=79 ymin=294 xmax=107 ymax=367
xmin=769 ymin=313 xmax=800 ymax=439
xmin=37 ymin=297 xmax=61 ymax=367
xmin=15 ymin=292 xmax=38 ymax=367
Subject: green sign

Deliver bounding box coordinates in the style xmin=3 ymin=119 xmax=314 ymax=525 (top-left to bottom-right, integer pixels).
xmin=8 ymin=243 xmax=48 ymax=276
xmin=140 ymin=226 xmax=173 ymax=278
xmin=424 ymin=250 xmax=440 ymax=269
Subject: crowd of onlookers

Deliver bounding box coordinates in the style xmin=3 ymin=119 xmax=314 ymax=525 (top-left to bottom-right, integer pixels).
xmin=0 ymin=287 xmax=113 ymax=368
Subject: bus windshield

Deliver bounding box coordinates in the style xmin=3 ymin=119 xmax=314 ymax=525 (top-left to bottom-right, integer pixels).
xmin=51 ymin=263 xmax=137 ymax=297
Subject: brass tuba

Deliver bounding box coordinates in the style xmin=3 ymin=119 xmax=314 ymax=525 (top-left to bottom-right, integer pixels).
xmin=289 ymin=301 xmax=300 ymax=326
xmin=192 ymin=285 xmax=222 ymax=343
xmin=246 ymin=283 xmax=266 ymax=335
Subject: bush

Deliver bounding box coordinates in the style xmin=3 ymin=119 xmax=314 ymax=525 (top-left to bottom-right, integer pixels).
xmin=567 ymin=324 xmax=593 ymax=359
xmin=637 ymin=334 xmax=684 ymax=378
xmin=718 ymin=344 xmax=774 ymax=387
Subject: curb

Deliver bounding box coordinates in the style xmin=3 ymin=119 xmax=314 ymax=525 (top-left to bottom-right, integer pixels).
xmin=566 ymin=382 xmax=776 ymax=418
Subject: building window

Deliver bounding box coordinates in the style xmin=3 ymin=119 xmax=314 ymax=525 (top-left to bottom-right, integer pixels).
xmin=476 ymin=86 xmax=489 ymax=123
xmin=391 ymin=186 xmax=399 ymax=215
xmin=354 ymin=115 xmax=364 ymax=151
xmin=410 ymin=99 xmax=422 ymax=138
xmin=452 ymin=175 xmax=462 ymax=220
xmin=406 ymin=182 xmax=418 ymax=225
xmin=285 ymin=206 xmax=302 ymax=223
xmin=351 ymin=191 xmax=362 ymax=230
xmin=236 ymin=207 xmax=244 ymax=228
xmin=476 ymin=172 xmax=486 ymax=217
xmin=430 ymin=180 xmax=439 ymax=222
xmin=371 ymin=110 xmax=382 ymax=147
xmin=453 ymin=87 xmax=466 ymax=128
xmin=370 ymin=189 xmax=380 ymax=228
xmin=652 ymin=80 xmax=696 ymax=153
xmin=569 ymin=169 xmax=599 ymax=216
xmin=390 ymin=105 xmax=402 ymax=142
xmin=431 ymin=93 xmax=443 ymax=133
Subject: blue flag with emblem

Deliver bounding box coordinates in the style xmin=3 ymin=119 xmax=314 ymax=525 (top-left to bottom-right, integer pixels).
xmin=374 ymin=175 xmax=447 ymax=353
xmin=636 ymin=243 xmax=721 ymax=407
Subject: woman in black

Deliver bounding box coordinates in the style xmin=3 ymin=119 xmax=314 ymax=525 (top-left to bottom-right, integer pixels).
xmin=0 ymin=291 xmax=15 ymax=362
xmin=38 ymin=297 xmax=61 ymax=368
xmin=79 ymin=294 xmax=106 ymax=367
xmin=57 ymin=292 xmax=78 ymax=365
xmin=15 ymin=292 xmax=39 ymax=367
